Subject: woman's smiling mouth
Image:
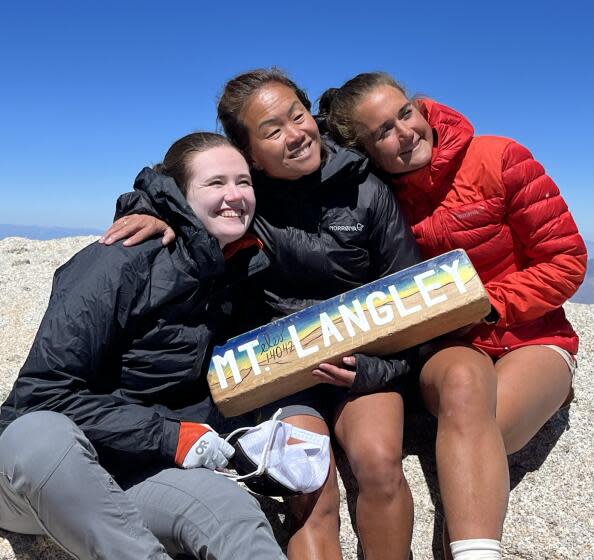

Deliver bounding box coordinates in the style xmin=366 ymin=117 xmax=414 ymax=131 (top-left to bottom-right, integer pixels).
xmin=399 ymin=137 xmax=420 ymax=157
xmin=217 ymin=209 xmax=245 ymax=218
xmin=288 ymin=141 xmax=313 ymax=160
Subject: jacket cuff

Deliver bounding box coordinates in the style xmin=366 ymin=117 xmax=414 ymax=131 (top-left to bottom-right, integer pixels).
xmin=486 ymin=296 xmax=506 ymax=327
xmin=161 ymin=419 xmax=181 ymax=463
xmin=482 ymin=305 xmax=500 ymax=325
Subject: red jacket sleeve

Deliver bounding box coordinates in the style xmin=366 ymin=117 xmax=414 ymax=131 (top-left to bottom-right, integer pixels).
xmin=485 ymin=141 xmax=587 ymax=326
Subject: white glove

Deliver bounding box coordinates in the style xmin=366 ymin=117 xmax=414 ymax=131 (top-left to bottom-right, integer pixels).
xmin=181 ymin=430 xmax=235 ymax=470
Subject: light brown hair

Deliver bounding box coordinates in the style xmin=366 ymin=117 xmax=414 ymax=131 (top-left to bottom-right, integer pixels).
xmin=154 ymin=132 xmax=232 ymax=195
xmin=319 ymin=72 xmax=408 ymax=148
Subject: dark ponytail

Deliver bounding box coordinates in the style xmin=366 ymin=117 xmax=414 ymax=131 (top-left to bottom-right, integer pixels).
xmin=316 ymin=87 xmax=340 ymax=120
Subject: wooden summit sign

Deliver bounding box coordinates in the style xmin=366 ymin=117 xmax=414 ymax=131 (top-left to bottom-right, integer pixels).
xmin=207 ymin=249 xmax=490 ymax=417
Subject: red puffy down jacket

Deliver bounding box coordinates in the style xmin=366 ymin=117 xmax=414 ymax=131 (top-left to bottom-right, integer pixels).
xmin=391 ymin=100 xmax=587 ymax=356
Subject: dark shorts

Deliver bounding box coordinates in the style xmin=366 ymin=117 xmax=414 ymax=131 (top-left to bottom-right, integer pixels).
xmin=254 ymin=384 xmax=350 ymax=424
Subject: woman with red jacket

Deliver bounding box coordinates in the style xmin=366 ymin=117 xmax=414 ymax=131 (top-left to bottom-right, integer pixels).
xmin=320 ymin=73 xmax=586 ymax=559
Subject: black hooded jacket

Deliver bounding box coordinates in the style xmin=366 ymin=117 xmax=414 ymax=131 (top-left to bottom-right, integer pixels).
xmin=0 ymin=168 xmax=268 ymax=474
xmin=248 ymin=140 xmax=421 ymax=320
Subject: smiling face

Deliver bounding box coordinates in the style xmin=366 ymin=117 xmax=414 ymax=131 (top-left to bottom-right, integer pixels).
xmin=241 ymin=82 xmax=322 ymax=181
xmin=353 ymin=85 xmax=433 ymax=174
xmin=184 ymin=145 xmax=256 ymax=248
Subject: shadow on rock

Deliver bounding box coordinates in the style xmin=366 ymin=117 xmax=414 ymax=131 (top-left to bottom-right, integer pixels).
xmin=254 ymin=494 xmax=291 ymax=554
xmin=403 ymin=403 xmax=571 ymax=560
xmin=507 ymin=406 xmax=570 ymax=488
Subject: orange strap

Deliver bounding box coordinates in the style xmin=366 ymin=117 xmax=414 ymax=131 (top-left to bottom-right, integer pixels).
xmin=174 ymin=422 xmax=211 ymax=466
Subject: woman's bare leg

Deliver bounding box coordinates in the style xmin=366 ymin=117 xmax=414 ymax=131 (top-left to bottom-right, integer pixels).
xmin=494 ymin=346 xmax=572 ymax=454
xmin=333 ymin=392 xmax=413 ymax=560
xmin=434 ymin=345 xmax=573 ymax=557
xmin=282 ymin=414 xmax=342 ymax=560
xmin=420 ymin=346 xmax=508 ymax=542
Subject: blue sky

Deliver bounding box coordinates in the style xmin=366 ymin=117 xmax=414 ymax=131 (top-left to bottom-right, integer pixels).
xmin=1 ymin=0 xmax=592 ymax=239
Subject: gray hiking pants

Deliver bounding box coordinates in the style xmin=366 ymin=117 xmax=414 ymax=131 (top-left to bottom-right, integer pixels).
xmin=0 ymin=411 xmax=285 ymax=560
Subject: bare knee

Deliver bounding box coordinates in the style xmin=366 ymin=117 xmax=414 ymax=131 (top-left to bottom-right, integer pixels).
xmin=289 ymin=468 xmax=340 ymax=527
xmin=351 ymin=444 xmax=406 ymax=501
xmin=437 ymin=364 xmax=496 ymax=429
xmin=278 ymin=414 xmax=339 ymax=527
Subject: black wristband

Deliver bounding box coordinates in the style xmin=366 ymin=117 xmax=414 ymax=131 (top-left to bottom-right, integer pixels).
xmin=482 ymin=306 xmax=500 ymax=325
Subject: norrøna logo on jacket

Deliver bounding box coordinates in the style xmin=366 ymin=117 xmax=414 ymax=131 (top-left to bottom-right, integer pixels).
xmin=328 ymin=223 xmax=365 ymax=232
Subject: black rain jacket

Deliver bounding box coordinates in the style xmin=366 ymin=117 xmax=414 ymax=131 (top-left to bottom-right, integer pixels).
xmin=0 ymin=168 xmax=269 ymax=475
xmin=249 ymin=140 xmax=421 ymax=317
xmin=112 ymin=142 xmax=424 ymax=393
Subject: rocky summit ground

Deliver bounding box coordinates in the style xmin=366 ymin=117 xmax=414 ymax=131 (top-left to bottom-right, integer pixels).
xmin=0 ymin=236 xmax=592 ymax=560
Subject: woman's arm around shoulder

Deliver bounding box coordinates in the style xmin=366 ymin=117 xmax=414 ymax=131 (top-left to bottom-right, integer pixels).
xmin=100 ymin=189 xmax=175 ymax=247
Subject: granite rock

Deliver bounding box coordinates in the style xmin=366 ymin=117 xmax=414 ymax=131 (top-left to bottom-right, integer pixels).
xmin=0 ymin=236 xmax=592 ymax=559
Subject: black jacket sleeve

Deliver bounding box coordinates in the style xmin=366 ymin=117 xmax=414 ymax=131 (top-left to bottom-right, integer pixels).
xmin=4 ymin=242 xmax=180 ymax=463
xmin=366 ymin=175 xmax=421 ymax=278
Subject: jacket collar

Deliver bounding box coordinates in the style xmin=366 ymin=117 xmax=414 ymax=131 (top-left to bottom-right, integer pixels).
xmin=132 ymin=167 xmax=225 ymax=276
xmin=320 ymin=137 xmax=369 ymax=184
xmin=391 ymin=99 xmax=474 ymax=195
xmin=252 ymin=138 xmax=369 ymax=198
xmin=223 ymin=233 xmax=264 ymax=261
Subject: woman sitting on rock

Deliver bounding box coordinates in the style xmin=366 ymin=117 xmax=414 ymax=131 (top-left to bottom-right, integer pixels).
xmin=319 ymin=72 xmax=586 ymax=559
xmin=0 ymin=132 xmax=285 ymax=560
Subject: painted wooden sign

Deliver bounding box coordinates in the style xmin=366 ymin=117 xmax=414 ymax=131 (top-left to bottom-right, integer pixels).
xmin=207 ymin=249 xmax=490 ymax=417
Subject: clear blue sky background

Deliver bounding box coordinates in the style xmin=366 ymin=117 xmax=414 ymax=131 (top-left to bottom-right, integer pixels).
xmin=1 ymin=0 xmax=592 ymax=239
